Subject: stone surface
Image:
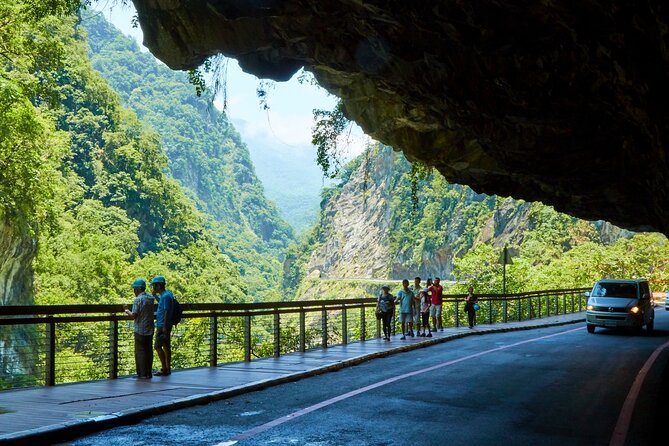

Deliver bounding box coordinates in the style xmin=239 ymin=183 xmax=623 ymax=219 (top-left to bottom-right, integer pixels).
xmin=132 ymin=0 xmax=669 ymax=234
xmin=303 ymin=146 xmax=630 ymax=280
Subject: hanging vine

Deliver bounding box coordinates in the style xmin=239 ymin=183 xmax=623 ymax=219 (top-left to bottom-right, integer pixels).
xmin=311 ymin=100 xmax=350 ymax=178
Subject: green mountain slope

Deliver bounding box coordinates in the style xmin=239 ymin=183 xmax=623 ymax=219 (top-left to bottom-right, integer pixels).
xmin=287 ymin=144 xmax=669 ymax=298
xmin=82 ymin=13 xmax=294 ymax=299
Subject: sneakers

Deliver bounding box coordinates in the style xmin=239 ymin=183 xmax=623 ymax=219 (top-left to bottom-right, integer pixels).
xmin=400 ymin=336 xmax=406 ymax=340
xmin=430 ymin=328 xmax=437 ymax=332
xmin=427 ymin=333 xmax=432 ymax=337
xmin=420 ymin=333 xmax=426 ymax=337
xmin=409 ymin=330 xmax=415 ymax=337
xmin=440 ymin=328 xmax=444 ymax=332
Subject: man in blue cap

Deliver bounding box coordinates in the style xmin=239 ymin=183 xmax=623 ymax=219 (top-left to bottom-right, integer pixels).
xmin=151 ymin=275 xmax=174 ymax=376
xmin=123 ymin=278 xmax=154 ymax=379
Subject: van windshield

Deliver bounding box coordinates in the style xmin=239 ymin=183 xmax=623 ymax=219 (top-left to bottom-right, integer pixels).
xmin=591 ymin=283 xmax=638 ymax=298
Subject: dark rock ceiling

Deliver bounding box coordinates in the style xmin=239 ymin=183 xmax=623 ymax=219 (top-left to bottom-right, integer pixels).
xmin=132 ymin=0 xmax=669 ymax=235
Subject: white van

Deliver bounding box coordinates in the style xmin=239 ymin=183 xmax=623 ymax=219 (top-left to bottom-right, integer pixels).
xmin=585 ymin=279 xmax=655 ymax=334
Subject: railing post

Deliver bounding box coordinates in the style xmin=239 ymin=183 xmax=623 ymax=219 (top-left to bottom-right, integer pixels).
xmin=341 ymin=305 xmax=348 ymax=345
xmin=487 ymin=298 xmax=492 ymax=324
xmin=555 ymin=294 xmax=559 ymax=315
xmin=321 ymin=307 xmax=328 ymax=348
xmin=244 ymin=315 xmax=251 ymax=362
xmin=209 ymin=314 xmax=217 ymax=367
xmin=528 ymin=297 xmax=532 ymax=320
xmin=563 ymin=294 xmax=567 ymax=315
xmin=538 ymin=295 xmax=542 ymax=318
xmin=376 ymin=311 xmax=381 ymax=339
xmin=274 ymin=311 xmax=280 ymax=358
xmin=109 ymin=319 xmax=118 ymax=380
xmin=390 ymin=306 xmax=397 ymax=336
xmin=570 ymin=293 xmax=575 ymax=314
xmin=360 ymin=305 xmax=366 ymax=342
xmin=503 ymin=297 xmax=508 ymax=323
xmin=578 ymin=291 xmax=583 ymax=312
xmin=299 ymin=308 xmax=306 ymax=353
xmin=455 ymin=299 xmax=460 ymax=328
xmin=46 ymin=318 xmax=56 ymax=386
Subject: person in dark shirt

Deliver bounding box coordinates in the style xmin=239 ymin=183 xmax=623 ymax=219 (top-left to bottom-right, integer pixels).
xmin=376 ymin=285 xmax=395 ymax=341
xmin=464 ymin=286 xmax=479 ymax=329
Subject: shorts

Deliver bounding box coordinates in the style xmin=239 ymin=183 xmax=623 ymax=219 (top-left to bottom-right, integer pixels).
xmin=154 ymin=330 xmax=171 ymax=349
xmin=413 ymin=308 xmax=421 ymax=324
xmin=399 ymin=312 xmax=412 ymax=323
xmin=429 ymin=304 xmax=442 ymax=318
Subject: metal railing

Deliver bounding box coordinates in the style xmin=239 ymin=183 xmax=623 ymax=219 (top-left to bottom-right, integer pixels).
xmin=0 ymin=288 xmax=588 ymax=389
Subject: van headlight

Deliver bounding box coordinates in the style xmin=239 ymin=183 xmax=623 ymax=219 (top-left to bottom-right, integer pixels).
xmin=629 ymin=306 xmax=640 ymax=314
xmin=587 ymin=304 xmax=594 ymax=310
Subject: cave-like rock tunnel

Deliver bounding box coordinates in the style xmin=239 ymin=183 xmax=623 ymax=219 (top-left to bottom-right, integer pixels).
xmin=131 ymin=0 xmax=669 ymax=235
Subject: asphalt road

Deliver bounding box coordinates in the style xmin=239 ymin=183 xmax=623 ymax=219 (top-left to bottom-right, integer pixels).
xmin=62 ymin=311 xmax=669 ymax=446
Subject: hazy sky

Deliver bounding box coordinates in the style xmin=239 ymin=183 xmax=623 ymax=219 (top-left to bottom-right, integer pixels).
xmin=90 ymin=1 xmax=368 ymax=160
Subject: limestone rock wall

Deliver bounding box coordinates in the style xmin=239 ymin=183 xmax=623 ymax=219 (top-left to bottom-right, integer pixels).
xmin=0 ymin=218 xmax=34 ymax=306
xmin=132 ymin=0 xmax=669 ymax=235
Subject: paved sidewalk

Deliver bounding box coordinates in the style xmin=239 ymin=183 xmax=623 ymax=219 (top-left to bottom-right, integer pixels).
xmin=0 ymin=313 xmax=585 ymax=445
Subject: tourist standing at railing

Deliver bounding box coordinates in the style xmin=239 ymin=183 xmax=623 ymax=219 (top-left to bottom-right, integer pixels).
xmin=464 ymin=286 xmax=479 ymax=329
xmin=419 ymin=288 xmax=432 ymax=337
xmin=410 ymin=276 xmax=422 ymax=338
xmin=151 ymin=275 xmax=174 ymax=376
xmin=123 ymin=278 xmax=155 ymax=379
xmin=396 ymin=279 xmax=415 ymax=340
xmin=376 ymin=284 xmax=395 ymax=341
xmin=429 ymin=277 xmax=444 ymax=332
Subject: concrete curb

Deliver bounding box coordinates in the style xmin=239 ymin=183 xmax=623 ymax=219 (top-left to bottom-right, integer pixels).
xmin=0 ymin=316 xmax=584 ymax=445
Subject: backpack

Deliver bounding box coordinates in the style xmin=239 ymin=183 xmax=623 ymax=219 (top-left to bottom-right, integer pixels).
xmin=172 ymin=296 xmax=183 ymax=326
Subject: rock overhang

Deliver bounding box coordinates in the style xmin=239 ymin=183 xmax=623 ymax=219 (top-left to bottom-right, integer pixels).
xmin=131 ymin=0 xmax=669 ymax=235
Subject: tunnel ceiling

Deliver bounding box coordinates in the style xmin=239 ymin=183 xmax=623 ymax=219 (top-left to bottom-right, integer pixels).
xmin=132 ymin=0 xmax=669 ymax=235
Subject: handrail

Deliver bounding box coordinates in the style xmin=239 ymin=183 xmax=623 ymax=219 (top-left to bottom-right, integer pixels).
xmin=0 ymin=288 xmax=589 ymax=390
xmin=0 ymin=288 xmax=590 ymax=316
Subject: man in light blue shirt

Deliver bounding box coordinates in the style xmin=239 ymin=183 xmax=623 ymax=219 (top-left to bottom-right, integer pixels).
xmin=151 ymin=275 xmax=174 ymax=376
xmin=396 ymin=279 xmax=415 ymax=340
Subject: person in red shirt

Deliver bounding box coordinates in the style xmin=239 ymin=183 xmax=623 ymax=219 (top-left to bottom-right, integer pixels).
xmin=429 ymin=277 xmax=444 ymax=332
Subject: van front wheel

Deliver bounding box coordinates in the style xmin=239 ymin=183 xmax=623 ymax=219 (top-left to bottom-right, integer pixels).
xmin=587 ymin=324 xmax=595 ymax=333
xmin=646 ymin=318 xmax=654 ymax=334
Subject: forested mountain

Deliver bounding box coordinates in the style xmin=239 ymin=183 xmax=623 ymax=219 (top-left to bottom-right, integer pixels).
xmin=1 ymin=1 xmax=259 ymax=384
xmin=82 ymin=13 xmax=294 ymax=299
xmin=285 ymin=145 xmax=669 ymax=299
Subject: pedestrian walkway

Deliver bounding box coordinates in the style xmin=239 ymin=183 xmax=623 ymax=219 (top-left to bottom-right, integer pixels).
xmin=0 ymin=313 xmax=585 ymax=445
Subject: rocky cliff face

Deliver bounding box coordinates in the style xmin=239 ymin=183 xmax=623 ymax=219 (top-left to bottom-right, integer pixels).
xmin=0 ymin=217 xmax=36 ymax=382
xmin=306 ymin=150 xmax=396 ymax=279
xmin=0 ymin=218 xmax=34 ymax=306
xmin=131 ymin=0 xmax=669 ymax=235
xmin=304 ymin=146 xmax=629 ymax=280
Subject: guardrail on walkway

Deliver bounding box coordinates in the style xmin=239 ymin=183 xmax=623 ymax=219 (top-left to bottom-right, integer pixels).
xmin=0 ymin=288 xmax=588 ymax=389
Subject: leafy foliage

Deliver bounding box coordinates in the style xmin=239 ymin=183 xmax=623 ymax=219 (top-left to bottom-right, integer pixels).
xmin=82 ymin=13 xmax=294 ymax=299
xmin=312 ymin=101 xmax=350 ymax=178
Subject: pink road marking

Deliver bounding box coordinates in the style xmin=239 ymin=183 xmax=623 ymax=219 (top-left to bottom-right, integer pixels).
xmin=609 ymin=338 xmax=669 ymax=446
xmin=215 ymin=327 xmax=582 ymax=445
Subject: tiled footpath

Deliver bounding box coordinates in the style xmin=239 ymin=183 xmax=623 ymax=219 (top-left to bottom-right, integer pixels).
xmin=0 ymin=313 xmax=585 ymax=445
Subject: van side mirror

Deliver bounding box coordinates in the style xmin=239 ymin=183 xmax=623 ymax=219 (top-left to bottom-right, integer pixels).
xmin=584 ymin=291 xmax=590 ymax=298
xmin=641 ymin=293 xmax=649 ymax=300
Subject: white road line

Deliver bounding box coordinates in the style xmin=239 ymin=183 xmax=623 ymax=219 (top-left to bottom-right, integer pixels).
xmin=214 ymin=327 xmax=582 ymax=445
xmin=609 ymin=338 xmax=669 ymax=446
